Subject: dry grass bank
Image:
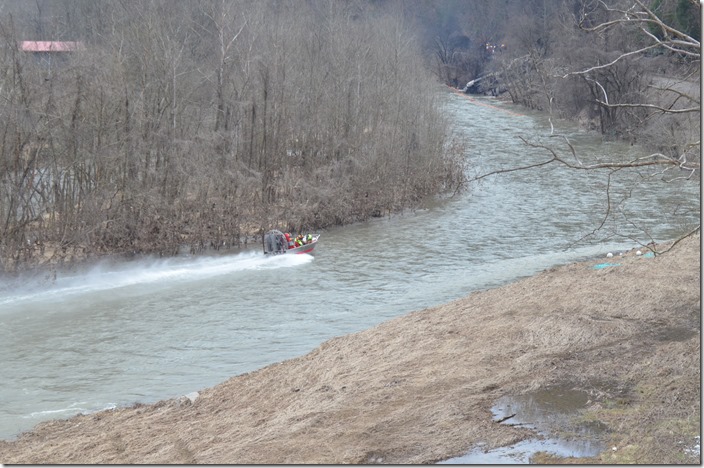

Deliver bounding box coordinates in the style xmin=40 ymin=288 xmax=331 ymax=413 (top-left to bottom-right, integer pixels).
xmin=0 ymin=233 xmax=700 ymax=464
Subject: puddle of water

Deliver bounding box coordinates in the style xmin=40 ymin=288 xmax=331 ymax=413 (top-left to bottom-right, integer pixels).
xmin=439 ymin=437 xmax=601 ymax=464
xmin=440 ymin=385 xmax=607 ymax=464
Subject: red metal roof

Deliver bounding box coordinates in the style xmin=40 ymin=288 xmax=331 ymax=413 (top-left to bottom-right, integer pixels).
xmin=20 ymin=41 xmax=84 ymax=52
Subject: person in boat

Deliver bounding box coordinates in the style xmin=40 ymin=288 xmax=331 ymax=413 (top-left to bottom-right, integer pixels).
xmin=295 ymin=235 xmax=304 ymax=247
xmin=306 ymin=234 xmax=313 ymax=244
xmin=284 ymin=232 xmax=294 ymax=249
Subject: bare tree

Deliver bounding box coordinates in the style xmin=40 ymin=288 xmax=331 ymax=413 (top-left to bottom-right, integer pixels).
xmin=0 ymin=0 xmax=466 ymax=273
xmin=564 ymin=0 xmax=700 ymax=173
xmin=464 ymin=0 xmax=699 ymax=253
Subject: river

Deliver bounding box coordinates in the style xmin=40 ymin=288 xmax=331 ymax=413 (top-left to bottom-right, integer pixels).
xmin=0 ymin=90 xmax=699 ymax=441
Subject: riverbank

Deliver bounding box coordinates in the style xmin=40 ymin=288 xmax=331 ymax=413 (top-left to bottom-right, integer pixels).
xmin=0 ymin=233 xmax=699 ymax=464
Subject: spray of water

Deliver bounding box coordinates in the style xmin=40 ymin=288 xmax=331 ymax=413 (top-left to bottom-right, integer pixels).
xmin=0 ymin=252 xmax=313 ymax=308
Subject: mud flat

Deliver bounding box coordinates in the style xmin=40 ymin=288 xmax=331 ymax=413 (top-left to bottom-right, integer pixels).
xmin=0 ymin=233 xmax=700 ymax=464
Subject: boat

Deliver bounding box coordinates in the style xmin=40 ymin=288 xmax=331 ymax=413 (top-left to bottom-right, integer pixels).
xmin=263 ymin=229 xmax=320 ymax=255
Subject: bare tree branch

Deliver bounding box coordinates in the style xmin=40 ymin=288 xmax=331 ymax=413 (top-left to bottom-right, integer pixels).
xmin=469 ymin=154 xmax=557 ymax=182
xmin=572 ymin=0 xmax=701 ymax=77
xmin=594 ymin=100 xmax=699 ymax=114
xmin=471 ymin=133 xmax=700 ymax=249
xmin=570 ymin=168 xmax=619 ymax=247
xmin=562 ymin=43 xmax=662 ymax=78
xmin=655 ymin=225 xmax=701 ymax=255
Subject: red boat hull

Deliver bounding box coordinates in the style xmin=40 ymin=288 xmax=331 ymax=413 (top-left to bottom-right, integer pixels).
xmin=285 ymin=236 xmax=319 ymax=254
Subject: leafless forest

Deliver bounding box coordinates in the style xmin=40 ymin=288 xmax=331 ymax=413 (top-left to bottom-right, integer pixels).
xmin=0 ymin=0 xmax=468 ymax=272
xmin=0 ymin=0 xmax=699 ymax=273
xmin=430 ymin=0 xmax=699 ymax=153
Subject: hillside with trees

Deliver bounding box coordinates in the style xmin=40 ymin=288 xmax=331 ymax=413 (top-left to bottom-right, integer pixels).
xmin=0 ymin=0 xmax=699 ymax=273
xmin=0 ymin=0 xmax=466 ymax=272
xmin=416 ymin=0 xmax=699 ymax=165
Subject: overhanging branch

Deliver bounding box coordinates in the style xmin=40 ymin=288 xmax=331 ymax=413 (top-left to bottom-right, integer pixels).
xmin=594 ymin=101 xmax=699 ymax=114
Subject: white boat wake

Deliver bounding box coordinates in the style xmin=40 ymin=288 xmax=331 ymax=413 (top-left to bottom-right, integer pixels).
xmin=0 ymin=251 xmax=313 ymax=307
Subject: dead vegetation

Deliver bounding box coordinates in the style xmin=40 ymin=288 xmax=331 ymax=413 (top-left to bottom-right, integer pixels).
xmin=0 ymin=1 xmax=466 ymax=274
xmin=0 ymin=233 xmax=699 ymax=464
